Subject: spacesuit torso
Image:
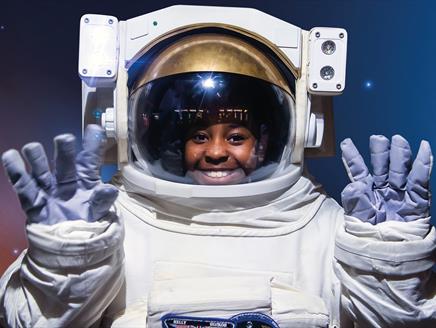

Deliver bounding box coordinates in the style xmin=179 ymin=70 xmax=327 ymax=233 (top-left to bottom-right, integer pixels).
xmin=111 ymin=172 xmax=339 ymax=327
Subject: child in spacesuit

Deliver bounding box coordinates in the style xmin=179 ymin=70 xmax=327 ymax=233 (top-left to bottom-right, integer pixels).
xmin=1 ymin=6 xmax=436 ymax=328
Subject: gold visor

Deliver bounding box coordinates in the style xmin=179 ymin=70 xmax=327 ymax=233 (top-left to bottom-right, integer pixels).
xmin=131 ymin=33 xmax=292 ymax=95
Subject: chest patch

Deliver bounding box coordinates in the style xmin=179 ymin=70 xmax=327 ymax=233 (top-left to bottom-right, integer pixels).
xmin=162 ymin=316 xmax=235 ymax=328
xmin=231 ymin=313 xmax=279 ymax=328
xmin=162 ymin=313 xmax=278 ymax=328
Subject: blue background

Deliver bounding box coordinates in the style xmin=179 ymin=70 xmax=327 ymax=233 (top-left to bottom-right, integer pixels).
xmin=1 ymin=0 xmax=435 ymax=273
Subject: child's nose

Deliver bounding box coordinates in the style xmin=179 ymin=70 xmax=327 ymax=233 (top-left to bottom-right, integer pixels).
xmin=205 ymin=139 xmax=229 ymax=164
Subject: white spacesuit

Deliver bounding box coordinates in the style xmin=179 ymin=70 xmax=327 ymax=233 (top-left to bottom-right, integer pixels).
xmin=1 ymin=5 xmax=435 ymax=328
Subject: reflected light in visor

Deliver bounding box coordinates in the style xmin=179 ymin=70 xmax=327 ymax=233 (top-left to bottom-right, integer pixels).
xmin=201 ymin=77 xmax=215 ymax=89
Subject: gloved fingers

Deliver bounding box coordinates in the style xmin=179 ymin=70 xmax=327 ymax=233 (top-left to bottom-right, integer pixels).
xmin=406 ymin=140 xmax=433 ymax=203
xmin=388 ymin=135 xmax=412 ymax=190
xmin=340 ymin=138 xmax=370 ymax=182
xmin=54 ymin=134 xmax=77 ymax=184
xmin=89 ymin=184 xmax=118 ymax=221
xmin=341 ymin=180 xmax=376 ymax=223
xmin=2 ymin=150 xmax=27 ymax=185
xmin=2 ymin=149 xmax=44 ymax=211
xmin=22 ymin=142 xmax=53 ymax=191
xmin=370 ymin=135 xmax=390 ymax=188
xmin=77 ymin=125 xmax=107 ymax=183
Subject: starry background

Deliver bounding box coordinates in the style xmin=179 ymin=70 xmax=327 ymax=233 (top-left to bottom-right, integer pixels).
xmin=1 ymin=0 xmax=436 ymax=274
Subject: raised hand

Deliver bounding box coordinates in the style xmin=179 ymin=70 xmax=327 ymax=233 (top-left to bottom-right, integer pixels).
xmin=340 ymin=135 xmax=432 ymax=224
xmin=1 ymin=125 xmax=118 ymax=225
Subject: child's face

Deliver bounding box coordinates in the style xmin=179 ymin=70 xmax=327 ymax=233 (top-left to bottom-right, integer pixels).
xmin=184 ymin=123 xmax=263 ymax=185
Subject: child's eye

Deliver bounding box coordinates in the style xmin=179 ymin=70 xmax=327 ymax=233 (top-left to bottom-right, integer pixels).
xmin=191 ymin=133 xmax=208 ymax=143
xmin=228 ymin=134 xmax=246 ymax=144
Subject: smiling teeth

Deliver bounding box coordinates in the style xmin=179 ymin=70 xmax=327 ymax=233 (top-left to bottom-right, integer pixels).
xmin=205 ymin=171 xmax=230 ymax=178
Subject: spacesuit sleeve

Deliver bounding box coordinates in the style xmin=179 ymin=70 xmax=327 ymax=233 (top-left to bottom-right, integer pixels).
xmin=0 ymin=211 xmax=125 ymax=328
xmin=334 ymin=215 xmax=436 ymax=328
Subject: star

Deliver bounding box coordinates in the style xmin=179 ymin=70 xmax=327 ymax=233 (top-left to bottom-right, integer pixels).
xmin=364 ymin=80 xmax=374 ymax=89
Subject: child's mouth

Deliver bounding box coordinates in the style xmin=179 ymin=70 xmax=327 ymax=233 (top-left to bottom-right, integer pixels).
xmin=203 ymin=170 xmax=231 ymax=178
xmin=187 ymin=168 xmax=246 ymax=185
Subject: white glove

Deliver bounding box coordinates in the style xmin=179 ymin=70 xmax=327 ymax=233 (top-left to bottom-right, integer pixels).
xmin=1 ymin=124 xmax=118 ymax=224
xmin=340 ymin=135 xmax=432 ymax=224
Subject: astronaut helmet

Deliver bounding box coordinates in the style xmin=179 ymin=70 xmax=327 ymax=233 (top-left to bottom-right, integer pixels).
xmin=128 ymin=32 xmax=296 ymax=186
xmin=79 ymin=7 xmax=347 ymax=197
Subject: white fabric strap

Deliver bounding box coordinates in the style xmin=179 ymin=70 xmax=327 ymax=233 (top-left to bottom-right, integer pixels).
xmin=26 ymin=211 xmax=124 ymax=268
xmin=335 ymin=216 xmax=436 ymax=275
